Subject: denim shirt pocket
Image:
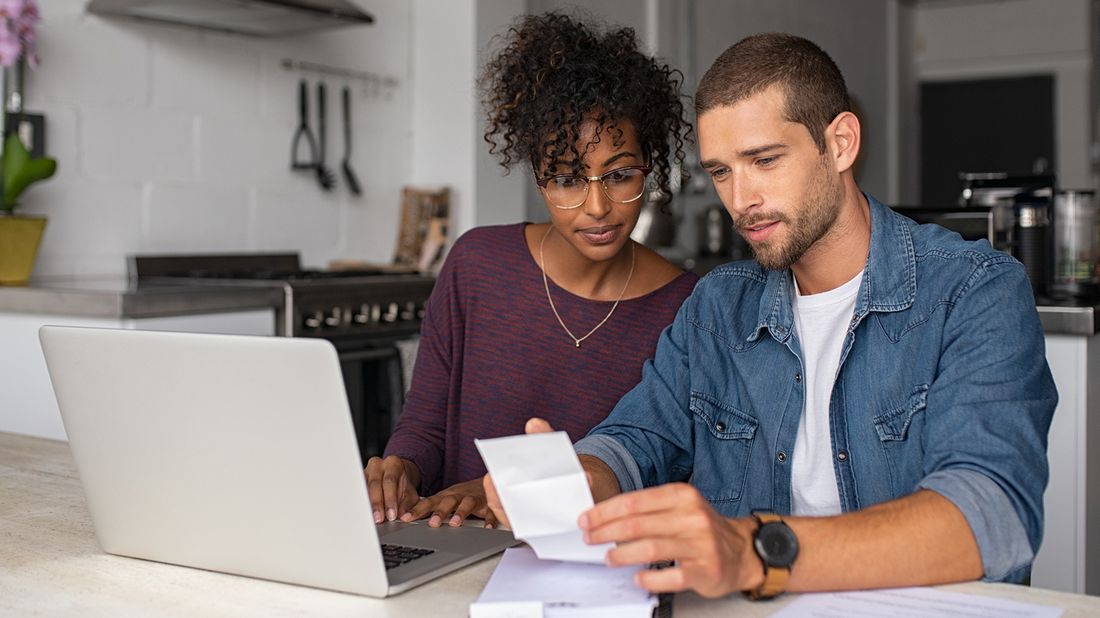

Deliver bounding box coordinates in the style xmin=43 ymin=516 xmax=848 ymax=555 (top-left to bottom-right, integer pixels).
xmin=689 ymin=392 xmax=759 ymax=503
xmin=871 ymin=384 xmax=930 ymax=493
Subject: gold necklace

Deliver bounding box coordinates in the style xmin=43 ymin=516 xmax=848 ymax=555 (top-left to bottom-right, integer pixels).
xmin=539 ymin=225 xmax=636 ymax=348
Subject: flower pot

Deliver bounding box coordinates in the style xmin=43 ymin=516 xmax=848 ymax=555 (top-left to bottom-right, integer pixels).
xmin=0 ymin=214 xmax=46 ymax=285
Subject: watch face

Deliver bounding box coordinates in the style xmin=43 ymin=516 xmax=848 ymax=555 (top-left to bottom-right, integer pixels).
xmin=754 ymin=521 xmax=799 ymax=567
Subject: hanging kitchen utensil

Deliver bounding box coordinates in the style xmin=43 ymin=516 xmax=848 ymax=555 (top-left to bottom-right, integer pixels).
xmin=290 ymin=79 xmax=318 ymax=170
xmin=315 ymin=81 xmax=336 ymax=191
xmin=341 ymin=86 xmax=362 ymax=196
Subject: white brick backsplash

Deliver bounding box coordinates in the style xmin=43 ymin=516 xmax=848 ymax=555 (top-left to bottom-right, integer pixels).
xmin=143 ymin=182 xmax=251 ymax=252
xmin=150 ymin=29 xmax=263 ymax=117
xmin=33 ymin=15 xmax=150 ymax=108
xmin=82 ymin=108 xmax=195 ymax=182
xmin=197 ymin=114 xmax=295 ymax=189
xmin=343 ymin=194 xmax=399 ymax=263
xmin=27 ymin=178 xmax=144 ymax=277
xmin=253 ymin=185 xmax=342 ymax=267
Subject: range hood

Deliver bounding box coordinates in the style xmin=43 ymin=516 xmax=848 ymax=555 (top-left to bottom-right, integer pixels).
xmin=86 ymin=0 xmax=374 ymax=37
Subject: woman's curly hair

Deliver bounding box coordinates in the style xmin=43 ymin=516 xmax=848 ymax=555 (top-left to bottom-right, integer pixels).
xmin=479 ymin=12 xmax=691 ymax=198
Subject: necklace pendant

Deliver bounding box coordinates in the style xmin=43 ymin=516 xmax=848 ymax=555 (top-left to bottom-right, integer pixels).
xmin=574 ymin=341 xmax=581 ymax=348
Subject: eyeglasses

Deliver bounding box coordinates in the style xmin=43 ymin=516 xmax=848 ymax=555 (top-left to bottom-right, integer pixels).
xmin=535 ymin=165 xmax=652 ymax=210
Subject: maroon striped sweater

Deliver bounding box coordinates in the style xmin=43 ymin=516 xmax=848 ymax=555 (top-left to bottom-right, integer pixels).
xmin=384 ymin=223 xmax=698 ymax=494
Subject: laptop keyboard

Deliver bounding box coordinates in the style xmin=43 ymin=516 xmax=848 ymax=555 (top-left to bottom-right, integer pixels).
xmin=381 ymin=543 xmax=436 ymax=570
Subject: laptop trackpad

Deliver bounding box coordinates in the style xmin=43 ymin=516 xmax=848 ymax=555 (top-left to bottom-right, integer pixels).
xmin=377 ymin=520 xmax=516 ymax=554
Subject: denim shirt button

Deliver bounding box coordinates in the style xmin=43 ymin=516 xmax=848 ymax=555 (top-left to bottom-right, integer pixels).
xmin=794 ymin=372 xmax=802 ymax=383
xmin=777 ymin=451 xmax=787 ymax=463
xmin=715 ymin=421 xmax=726 ymax=432
xmin=837 ymin=450 xmax=848 ymax=462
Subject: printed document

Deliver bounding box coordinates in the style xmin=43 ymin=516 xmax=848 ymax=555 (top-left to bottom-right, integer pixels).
xmin=772 ymin=586 xmax=1063 ymax=617
xmin=470 ymin=546 xmax=656 ymax=618
xmin=475 ymin=432 xmax=611 ymax=563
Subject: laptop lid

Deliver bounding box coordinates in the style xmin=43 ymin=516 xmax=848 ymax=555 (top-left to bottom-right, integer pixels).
xmin=39 ymin=326 xmax=510 ymax=597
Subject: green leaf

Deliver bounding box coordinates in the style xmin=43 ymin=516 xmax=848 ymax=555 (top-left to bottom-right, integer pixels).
xmin=3 ymin=133 xmax=57 ymax=208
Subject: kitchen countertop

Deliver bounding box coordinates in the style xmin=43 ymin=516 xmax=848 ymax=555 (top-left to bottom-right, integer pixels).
xmin=4 ymin=430 xmax=1100 ymax=616
xmin=1037 ymin=302 xmax=1100 ymax=336
xmin=0 ymin=277 xmax=285 ymax=319
xmin=1 ymin=277 xmax=1097 ymax=335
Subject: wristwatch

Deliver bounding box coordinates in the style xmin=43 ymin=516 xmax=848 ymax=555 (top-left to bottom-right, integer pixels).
xmin=748 ymin=511 xmax=799 ymax=600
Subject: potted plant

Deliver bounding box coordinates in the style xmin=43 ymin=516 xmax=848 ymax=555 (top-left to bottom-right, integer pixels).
xmin=0 ymin=0 xmax=54 ymax=285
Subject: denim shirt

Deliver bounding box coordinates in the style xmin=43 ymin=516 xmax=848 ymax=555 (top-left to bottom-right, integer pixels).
xmin=575 ymin=194 xmax=1057 ymax=583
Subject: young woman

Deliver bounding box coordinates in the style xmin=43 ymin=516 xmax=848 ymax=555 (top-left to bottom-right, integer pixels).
xmin=365 ymin=13 xmax=696 ymax=528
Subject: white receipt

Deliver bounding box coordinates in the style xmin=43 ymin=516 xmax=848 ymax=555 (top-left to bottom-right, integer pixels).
xmin=470 ymin=546 xmax=656 ymax=618
xmin=772 ymin=586 xmax=1064 ymax=617
xmin=475 ymin=431 xmax=612 ymax=563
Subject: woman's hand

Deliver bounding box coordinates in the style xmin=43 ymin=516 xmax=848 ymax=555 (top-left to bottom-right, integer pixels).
xmin=401 ymin=477 xmax=497 ymax=528
xmin=364 ymin=455 xmax=421 ymax=523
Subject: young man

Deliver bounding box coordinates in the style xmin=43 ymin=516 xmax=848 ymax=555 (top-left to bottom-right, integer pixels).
xmin=485 ymin=33 xmax=1056 ymax=599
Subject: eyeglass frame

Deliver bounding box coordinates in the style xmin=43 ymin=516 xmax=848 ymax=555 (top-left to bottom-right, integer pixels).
xmin=534 ymin=164 xmax=653 ymax=210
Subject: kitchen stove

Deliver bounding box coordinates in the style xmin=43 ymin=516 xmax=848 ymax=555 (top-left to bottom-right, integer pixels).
xmin=130 ymin=253 xmax=436 ymax=462
xmin=131 ymin=253 xmax=435 ymax=338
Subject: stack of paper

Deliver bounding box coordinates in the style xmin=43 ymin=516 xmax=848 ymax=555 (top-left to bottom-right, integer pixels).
xmin=473 ymin=432 xmax=656 ymax=617
xmin=470 ymin=546 xmax=657 ymax=618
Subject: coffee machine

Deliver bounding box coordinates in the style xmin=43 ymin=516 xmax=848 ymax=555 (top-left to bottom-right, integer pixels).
xmin=959 ymin=172 xmax=1056 ymax=298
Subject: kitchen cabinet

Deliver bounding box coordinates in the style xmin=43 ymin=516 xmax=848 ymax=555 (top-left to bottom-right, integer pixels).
xmin=1031 ymin=326 xmax=1100 ymax=594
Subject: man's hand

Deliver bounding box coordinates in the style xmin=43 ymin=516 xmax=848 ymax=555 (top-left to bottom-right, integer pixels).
xmin=579 ymin=483 xmax=763 ymax=598
xmin=363 ymin=455 xmax=421 ymax=523
xmin=483 ymin=417 xmax=554 ymax=528
xmin=400 ymin=477 xmax=497 ymax=528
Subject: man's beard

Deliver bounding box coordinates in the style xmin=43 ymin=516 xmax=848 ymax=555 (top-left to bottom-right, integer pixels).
xmin=735 ymin=158 xmax=842 ymax=271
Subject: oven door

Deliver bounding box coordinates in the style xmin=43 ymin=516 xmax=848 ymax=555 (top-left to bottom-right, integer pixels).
xmin=332 ymin=337 xmax=408 ymax=465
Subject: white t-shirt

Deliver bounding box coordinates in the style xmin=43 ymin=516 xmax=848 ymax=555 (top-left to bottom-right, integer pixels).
xmin=790 ymin=270 xmax=863 ymax=517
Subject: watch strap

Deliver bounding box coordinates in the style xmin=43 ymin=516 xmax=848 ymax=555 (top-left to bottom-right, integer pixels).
xmin=749 ymin=511 xmax=791 ymax=600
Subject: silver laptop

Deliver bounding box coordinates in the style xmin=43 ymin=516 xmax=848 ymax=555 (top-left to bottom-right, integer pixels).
xmin=39 ymin=326 xmax=516 ymax=597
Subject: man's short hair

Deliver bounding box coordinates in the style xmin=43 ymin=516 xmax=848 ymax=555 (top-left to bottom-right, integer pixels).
xmin=695 ymin=33 xmax=850 ymax=152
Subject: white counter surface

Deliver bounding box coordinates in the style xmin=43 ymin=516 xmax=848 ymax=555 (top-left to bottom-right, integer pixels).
xmin=3 ymin=431 xmax=1099 ymax=616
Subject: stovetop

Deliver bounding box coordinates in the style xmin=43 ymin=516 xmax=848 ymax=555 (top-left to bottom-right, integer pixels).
xmin=156 ymin=268 xmax=388 ymax=282
xmin=129 ymin=253 xmax=435 ymax=338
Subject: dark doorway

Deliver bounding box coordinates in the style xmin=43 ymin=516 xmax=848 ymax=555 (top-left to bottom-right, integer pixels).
xmin=920 ymin=75 xmax=1055 ymax=206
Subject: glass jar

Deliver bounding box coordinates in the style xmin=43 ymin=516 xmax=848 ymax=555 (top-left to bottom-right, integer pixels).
xmin=1051 ymin=190 xmax=1099 ymax=299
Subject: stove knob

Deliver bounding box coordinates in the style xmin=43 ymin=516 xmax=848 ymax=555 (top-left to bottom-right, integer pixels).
xmin=370 ymin=303 xmax=382 ymax=324
xmin=416 ymin=304 xmax=426 ymax=320
xmin=382 ymin=302 xmax=400 ymax=323
xmin=400 ymin=301 xmax=416 ymax=321
xmin=324 ymin=307 xmax=345 ymax=328
xmin=352 ymin=304 xmax=370 ymax=324
xmin=303 ymin=311 xmax=323 ymax=330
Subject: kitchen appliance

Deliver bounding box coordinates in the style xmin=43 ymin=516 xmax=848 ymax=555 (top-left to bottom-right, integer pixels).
xmin=959 ymin=171 xmax=1055 ymax=207
xmin=86 ymin=0 xmax=374 ymax=38
xmin=1051 ymin=190 xmax=1100 ymax=300
xmin=957 ymin=172 xmax=1057 ymax=297
xmin=894 ymin=204 xmax=1014 ymax=252
xmin=130 ymin=252 xmax=435 ymax=461
xmin=1015 ymin=199 xmax=1052 ymax=297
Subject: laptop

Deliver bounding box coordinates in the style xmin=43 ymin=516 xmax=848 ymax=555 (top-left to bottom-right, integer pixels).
xmin=38 ymin=325 xmax=516 ymax=597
